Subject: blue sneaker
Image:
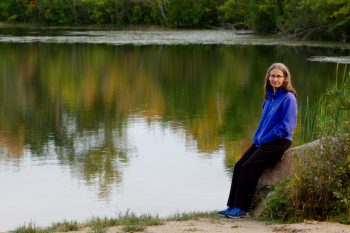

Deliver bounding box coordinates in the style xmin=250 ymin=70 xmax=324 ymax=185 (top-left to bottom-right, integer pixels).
xmin=226 ymin=208 xmax=248 ymax=218
xmin=217 ymin=207 xmax=235 ymax=217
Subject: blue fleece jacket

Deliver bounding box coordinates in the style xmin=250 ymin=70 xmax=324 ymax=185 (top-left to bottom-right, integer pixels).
xmin=253 ymin=88 xmax=297 ymax=147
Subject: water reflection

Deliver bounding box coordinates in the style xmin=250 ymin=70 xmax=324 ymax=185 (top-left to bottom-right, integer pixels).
xmin=0 ymin=41 xmax=344 ymax=230
xmin=0 ymin=43 xmax=339 ymax=177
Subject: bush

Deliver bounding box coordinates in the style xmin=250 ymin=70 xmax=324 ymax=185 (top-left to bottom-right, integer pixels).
xmin=263 ymin=135 xmax=350 ymax=223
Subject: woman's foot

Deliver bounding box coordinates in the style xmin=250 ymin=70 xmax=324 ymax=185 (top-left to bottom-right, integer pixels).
xmin=217 ymin=207 xmax=236 ymax=217
xmin=225 ymin=208 xmax=248 ymax=218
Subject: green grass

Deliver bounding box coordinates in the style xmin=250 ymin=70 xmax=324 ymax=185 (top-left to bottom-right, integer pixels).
xmin=12 ymin=223 xmax=47 ymax=233
xmin=12 ymin=221 xmax=80 ymax=233
xmin=166 ymin=211 xmax=219 ymax=221
xmin=299 ymin=64 xmax=350 ymax=144
xmin=48 ymin=220 xmax=80 ymax=232
xmin=117 ymin=212 xmax=164 ymax=233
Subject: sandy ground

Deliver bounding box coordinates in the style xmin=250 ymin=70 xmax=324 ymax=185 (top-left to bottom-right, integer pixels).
xmin=1 ymin=218 xmax=348 ymax=233
xmin=48 ymin=218 xmax=350 ymax=233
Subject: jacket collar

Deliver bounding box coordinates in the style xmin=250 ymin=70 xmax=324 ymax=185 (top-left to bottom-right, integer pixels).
xmin=266 ymin=88 xmax=284 ymax=99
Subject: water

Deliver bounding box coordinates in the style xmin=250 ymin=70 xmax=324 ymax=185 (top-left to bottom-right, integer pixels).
xmin=0 ymin=28 xmax=348 ymax=231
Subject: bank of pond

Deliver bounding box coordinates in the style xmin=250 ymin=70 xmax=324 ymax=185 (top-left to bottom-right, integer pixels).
xmin=0 ymin=0 xmax=349 ymax=42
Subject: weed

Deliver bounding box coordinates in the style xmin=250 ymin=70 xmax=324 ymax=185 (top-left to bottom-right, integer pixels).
xmin=166 ymin=211 xmax=218 ymax=221
xmin=13 ymin=223 xmax=48 ymax=233
xmin=86 ymin=217 xmax=119 ymax=228
xmin=121 ymin=224 xmax=145 ymax=232
xmin=48 ymin=220 xmax=79 ymax=232
xmin=118 ymin=212 xmax=163 ymax=232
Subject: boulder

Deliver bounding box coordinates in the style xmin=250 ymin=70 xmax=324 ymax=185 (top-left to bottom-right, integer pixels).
xmin=251 ymin=140 xmax=321 ymax=217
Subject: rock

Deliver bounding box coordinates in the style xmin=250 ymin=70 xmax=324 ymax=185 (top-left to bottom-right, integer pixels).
xmin=251 ymin=140 xmax=321 ymax=217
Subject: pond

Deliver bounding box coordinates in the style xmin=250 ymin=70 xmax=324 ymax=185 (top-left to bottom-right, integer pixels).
xmin=0 ymin=28 xmax=348 ymax=231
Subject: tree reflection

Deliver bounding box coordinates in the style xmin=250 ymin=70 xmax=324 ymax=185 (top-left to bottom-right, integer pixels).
xmin=0 ymin=43 xmax=335 ymax=198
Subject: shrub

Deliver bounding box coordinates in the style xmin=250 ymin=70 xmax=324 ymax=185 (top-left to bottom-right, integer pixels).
xmin=263 ymin=135 xmax=350 ymax=223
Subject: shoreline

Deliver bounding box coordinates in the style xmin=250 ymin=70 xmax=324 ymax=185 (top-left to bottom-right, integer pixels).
xmin=0 ymin=25 xmax=349 ymax=49
xmin=3 ymin=212 xmax=349 ymax=233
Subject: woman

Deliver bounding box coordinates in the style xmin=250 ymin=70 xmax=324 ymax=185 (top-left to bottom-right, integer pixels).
xmin=218 ymin=63 xmax=297 ymax=218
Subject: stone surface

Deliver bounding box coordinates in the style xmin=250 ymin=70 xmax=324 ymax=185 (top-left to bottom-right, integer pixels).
xmin=251 ymin=140 xmax=321 ymax=217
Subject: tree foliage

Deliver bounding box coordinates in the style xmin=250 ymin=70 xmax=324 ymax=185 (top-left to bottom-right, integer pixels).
xmin=220 ymin=0 xmax=350 ymax=40
xmin=0 ymin=0 xmax=349 ymax=41
xmin=0 ymin=0 xmax=221 ymax=28
xmin=218 ymin=0 xmax=248 ymax=28
xmin=248 ymin=0 xmax=281 ymax=34
xmin=279 ymin=0 xmax=350 ymax=41
xmin=167 ymin=0 xmax=219 ymax=27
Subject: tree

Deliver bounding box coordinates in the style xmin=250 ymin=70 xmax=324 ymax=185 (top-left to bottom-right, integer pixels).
xmin=278 ymin=0 xmax=350 ymax=41
xmin=248 ymin=0 xmax=280 ymax=34
xmin=218 ymin=0 xmax=249 ymax=28
xmin=167 ymin=0 xmax=220 ymax=28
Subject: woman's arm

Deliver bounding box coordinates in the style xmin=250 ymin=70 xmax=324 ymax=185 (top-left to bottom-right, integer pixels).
xmin=260 ymin=94 xmax=297 ymax=143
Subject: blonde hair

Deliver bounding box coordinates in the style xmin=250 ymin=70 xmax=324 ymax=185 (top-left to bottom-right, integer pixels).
xmin=264 ymin=63 xmax=297 ymax=99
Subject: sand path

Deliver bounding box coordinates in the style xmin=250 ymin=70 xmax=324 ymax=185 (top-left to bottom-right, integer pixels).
xmin=45 ymin=218 xmax=350 ymax=233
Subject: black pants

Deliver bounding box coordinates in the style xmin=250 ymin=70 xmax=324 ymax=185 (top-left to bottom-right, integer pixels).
xmin=226 ymin=139 xmax=291 ymax=211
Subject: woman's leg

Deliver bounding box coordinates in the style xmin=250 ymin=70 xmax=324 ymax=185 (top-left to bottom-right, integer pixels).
xmin=233 ymin=139 xmax=292 ymax=211
xmin=226 ymin=144 xmax=257 ymax=207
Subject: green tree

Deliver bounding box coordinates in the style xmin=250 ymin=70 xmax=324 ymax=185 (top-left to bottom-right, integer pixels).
xmin=167 ymin=0 xmax=220 ymax=28
xmin=0 ymin=0 xmax=28 ymax=22
xmin=35 ymin=0 xmax=75 ymax=24
xmin=248 ymin=0 xmax=280 ymax=34
xmin=218 ymin=0 xmax=249 ymax=28
xmin=279 ymin=0 xmax=350 ymax=41
xmin=128 ymin=1 xmax=160 ymax=25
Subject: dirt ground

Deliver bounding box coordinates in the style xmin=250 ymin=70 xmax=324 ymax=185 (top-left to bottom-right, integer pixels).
xmin=57 ymin=218 xmax=350 ymax=233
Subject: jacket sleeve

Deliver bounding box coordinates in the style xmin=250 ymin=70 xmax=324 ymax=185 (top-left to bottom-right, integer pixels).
xmin=260 ymin=95 xmax=297 ymax=143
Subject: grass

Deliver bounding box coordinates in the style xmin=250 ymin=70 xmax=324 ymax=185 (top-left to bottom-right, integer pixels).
xmin=166 ymin=211 xmax=220 ymax=221
xmin=13 ymin=220 xmax=80 ymax=233
xmin=11 ymin=211 xmax=218 ymax=233
xmin=299 ymin=64 xmax=350 ymax=144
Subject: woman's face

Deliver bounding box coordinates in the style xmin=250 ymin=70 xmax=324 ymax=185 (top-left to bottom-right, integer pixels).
xmin=268 ymin=69 xmax=285 ymax=90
